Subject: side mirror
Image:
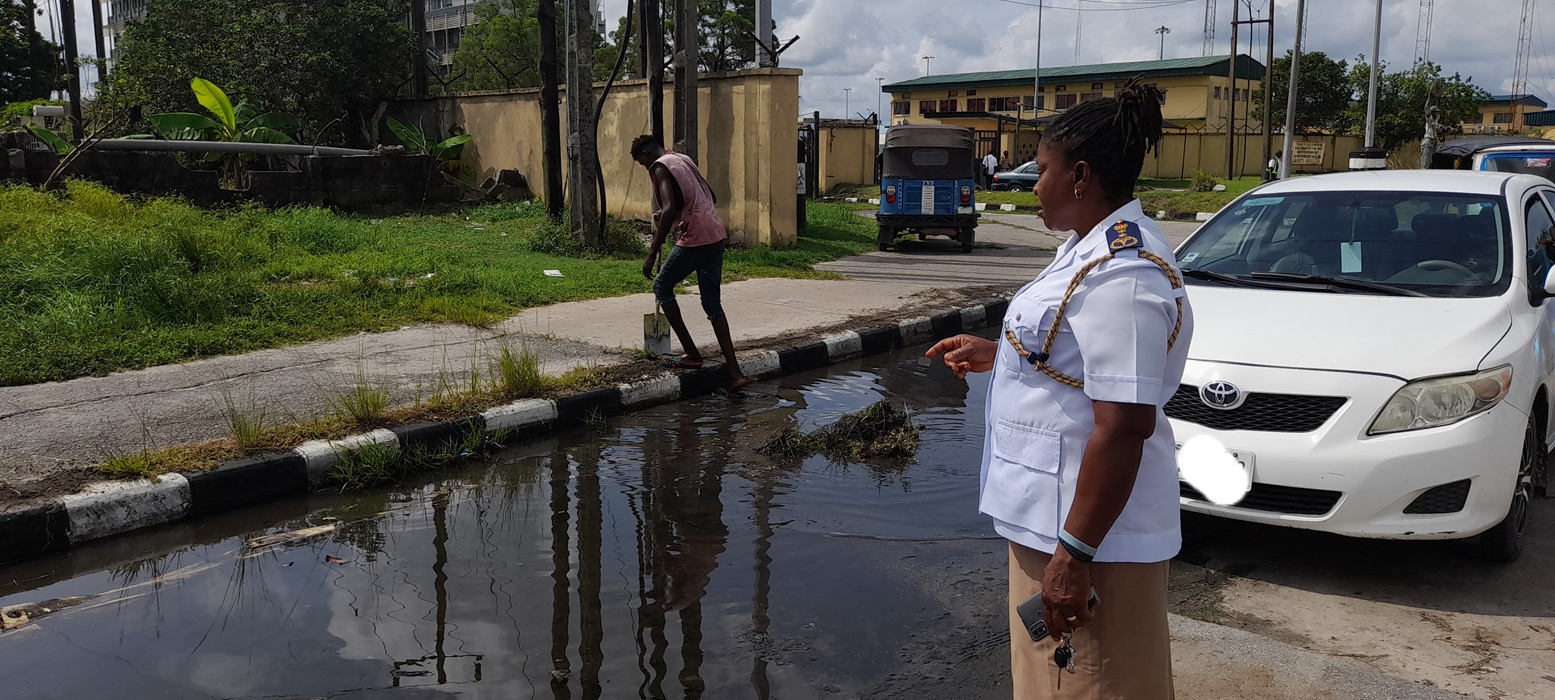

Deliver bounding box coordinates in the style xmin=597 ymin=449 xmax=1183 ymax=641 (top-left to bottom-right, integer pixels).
xmin=1544 ymin=267 xmax=1555 ymax=297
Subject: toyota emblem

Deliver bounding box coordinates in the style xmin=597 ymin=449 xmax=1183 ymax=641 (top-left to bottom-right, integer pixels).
xmin=1200 ymin=381 xmax=1244 ymax=410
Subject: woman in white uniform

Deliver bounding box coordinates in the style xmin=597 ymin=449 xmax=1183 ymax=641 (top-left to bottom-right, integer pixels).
xmin=928 ymin=79 xmax=1193 ymax=699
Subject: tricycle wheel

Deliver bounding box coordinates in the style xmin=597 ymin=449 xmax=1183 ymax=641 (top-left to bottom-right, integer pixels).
xmin=959 ymin=228 xmax=975 ymax=253
xmin=877 ymin=225 xmax=895 ymax=251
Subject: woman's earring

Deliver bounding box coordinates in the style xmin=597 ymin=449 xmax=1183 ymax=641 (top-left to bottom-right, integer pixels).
xmin=1073 ymin=188 xmax=1082 ymax=200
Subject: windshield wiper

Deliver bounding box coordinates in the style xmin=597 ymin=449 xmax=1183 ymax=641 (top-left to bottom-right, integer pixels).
xmin=1249 ymin=272 xmax=1428 ymax=297
xmin=1180 ymin=269 xmax=1309 ymax=291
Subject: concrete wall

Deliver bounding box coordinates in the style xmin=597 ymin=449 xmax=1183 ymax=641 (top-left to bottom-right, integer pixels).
xmin=393 ymin=68 xmax=802 ymax=248
xmin=817 ymin=124 xmax=878 ymax=191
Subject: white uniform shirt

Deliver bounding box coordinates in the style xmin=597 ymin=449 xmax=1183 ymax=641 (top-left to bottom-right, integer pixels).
xmin=984 ymin=154 xmax=999 ymax=175
xmin=979 ymin=199 xmax=1194 ymax=564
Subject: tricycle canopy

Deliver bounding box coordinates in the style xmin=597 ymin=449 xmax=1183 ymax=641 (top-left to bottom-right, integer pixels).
xmin=882 ymin=125 xmax=977 ymax=180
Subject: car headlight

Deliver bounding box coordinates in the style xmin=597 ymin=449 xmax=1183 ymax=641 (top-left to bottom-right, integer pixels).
xmin=1367 ymin=365 xmax=1513 ymax=435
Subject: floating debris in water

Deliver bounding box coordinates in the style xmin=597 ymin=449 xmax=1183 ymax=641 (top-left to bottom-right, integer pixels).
xmin=758 ymin=401 xmax=921 ymax=461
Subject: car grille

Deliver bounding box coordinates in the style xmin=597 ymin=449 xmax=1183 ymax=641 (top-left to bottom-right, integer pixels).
xmin=1165 ymin=385 xmax=1347 ymax=433
xmin=1403 ymin=479 xmax=1472 ymax=515
xmin=1181 ymin=481 xmax=1342 ymax=516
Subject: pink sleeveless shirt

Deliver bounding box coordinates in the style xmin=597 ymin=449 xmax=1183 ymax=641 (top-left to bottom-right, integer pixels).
xmin=651 ymin=151 xmax=727 ymax=248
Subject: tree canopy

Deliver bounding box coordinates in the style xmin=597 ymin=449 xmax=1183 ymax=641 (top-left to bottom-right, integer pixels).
xmin=1252 ymin=51 xmax=1352 ymax=134
xmin=0 ymin=0 xmax=63 ymax=105
xmin=1344 ymin=58 xmax=1487 ymax=149
xmin=96 ymin=0 xmax=415 ymax=145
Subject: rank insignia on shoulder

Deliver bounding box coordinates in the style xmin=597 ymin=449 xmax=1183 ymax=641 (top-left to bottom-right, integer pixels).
xmin=1107 ymin=220 xmax=1143 ymax=251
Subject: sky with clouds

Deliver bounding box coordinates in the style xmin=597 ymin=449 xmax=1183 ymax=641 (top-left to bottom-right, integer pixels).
xmin=597 ymin=0 xmax=1555 ymax=123
xmin=38 ymin=0 xmax=1555 ymax=121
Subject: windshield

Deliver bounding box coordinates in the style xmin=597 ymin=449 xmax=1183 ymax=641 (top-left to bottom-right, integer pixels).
xmin=1176 ymin=190 xmax=1512 ymax=298
xmin=1483 ymin=154 xmax=1555 ymax=182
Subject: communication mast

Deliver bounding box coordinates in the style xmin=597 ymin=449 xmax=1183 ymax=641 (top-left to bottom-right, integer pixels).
xmin=1414 ymin=0 xmax=1433 ymax=65
xmin=1511 ymin=0 xmax=1534 ymax=127
xmin=1203 ymin=0 xmax=1216 ymax=56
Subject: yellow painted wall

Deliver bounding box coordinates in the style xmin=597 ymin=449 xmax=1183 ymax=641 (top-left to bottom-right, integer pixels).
xmin=1464 ymin=103 xmax=1547 ymax=133
xmin=887 ymin=74 xmax=1263 ymax=127
xmin=816 ymin=125 xmax=878 ymax=191
xmin=399 ymin=68 xmax=801 ymax=248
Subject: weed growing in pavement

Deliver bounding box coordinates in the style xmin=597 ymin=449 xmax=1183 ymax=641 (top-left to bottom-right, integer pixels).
xmin=333 ymin=367 xmax=390 ymax=425
xmin=329 ymin=426 xmax=507 ymax=491
xmin=581 ymin=409 xmax=608 ymax=430
xmin=495 ymin=342 xmax=546 ymax=398
xmin=219 ymin=387 xmax=267 ymax=451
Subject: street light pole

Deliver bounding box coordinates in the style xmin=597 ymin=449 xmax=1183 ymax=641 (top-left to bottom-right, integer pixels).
xmin=922 ymin=55 xmax=934 ymax=75
xmin=1364 ymin=0 xmax=1382 ymax=147
xmin=1280 ymin=0 xmax=1306 ymax=179
xmin=1033 ymin=1 xmax=1044 ymax=118
xmin=844 ymin=87 xmax=852 ymax=118
xmin=875 ymin=76 xmax=885 ymax=125
xmin=1156 ymin=25 xmax=1170 ymax=60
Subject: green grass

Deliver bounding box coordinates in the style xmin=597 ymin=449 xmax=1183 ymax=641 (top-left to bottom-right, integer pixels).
xmin=832 ymin=176 xmax=1266 ymax=217
xmin=0 ymin=182 xmax=878 ymax=386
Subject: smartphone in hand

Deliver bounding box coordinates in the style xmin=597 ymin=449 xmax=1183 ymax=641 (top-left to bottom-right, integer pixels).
xmin=1016 ymin=587 xmax=1100 ymax=642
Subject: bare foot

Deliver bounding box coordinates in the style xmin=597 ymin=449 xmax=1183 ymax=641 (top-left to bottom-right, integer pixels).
xmin=729 ymin=375 xmax=751 ymax=392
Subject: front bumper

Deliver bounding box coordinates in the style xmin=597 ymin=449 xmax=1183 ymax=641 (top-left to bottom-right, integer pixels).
xmin=1169 ymin=360 xmax=1526 ymax=540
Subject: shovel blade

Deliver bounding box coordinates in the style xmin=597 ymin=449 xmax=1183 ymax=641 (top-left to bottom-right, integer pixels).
xmin=644 ymin=311 xmax=672 ymax=356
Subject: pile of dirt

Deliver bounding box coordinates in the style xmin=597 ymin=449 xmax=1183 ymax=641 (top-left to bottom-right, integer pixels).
xmin=759 ymin=401 xmax=921 ymax=461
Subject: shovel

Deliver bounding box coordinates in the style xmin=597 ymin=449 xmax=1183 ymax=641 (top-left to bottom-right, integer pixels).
xmin=644 ymin=302 xmax=672 ymax=357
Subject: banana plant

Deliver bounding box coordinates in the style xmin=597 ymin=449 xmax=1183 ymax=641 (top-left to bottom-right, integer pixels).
xmin=385 ymin=116 xmax=472 ymax=170
xmin=25 ymin=124 xmax=73 ymax=155
xmin=148 ymin=78 xmax=301 ymax=144
xmin=143 ymin=78 xmax=303 ymax=189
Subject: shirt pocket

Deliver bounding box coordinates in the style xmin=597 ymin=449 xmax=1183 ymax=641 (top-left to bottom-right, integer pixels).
xmin=999 ymin=307 xmax=1075 ymax=376
xmin=980 ymin=419 xmax=1063 ymax=538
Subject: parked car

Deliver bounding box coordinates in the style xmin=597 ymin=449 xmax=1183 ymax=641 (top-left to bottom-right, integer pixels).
xmin=990 ymin=160 xmax=1039 ymax=191
xmin=1167 ymin=169 xmax=1554 ymax=562
xmin=1430 ymin=136 xmax=1555 ymax=183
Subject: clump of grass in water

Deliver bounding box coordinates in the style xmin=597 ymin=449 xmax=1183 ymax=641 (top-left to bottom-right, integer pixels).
xmin=329 ymin=427 xmax=507 ymax=491
xmin=758 ymin=401 xmax=921 ymax=461
xmin=495 ymin=342 xmax=546 ymax=398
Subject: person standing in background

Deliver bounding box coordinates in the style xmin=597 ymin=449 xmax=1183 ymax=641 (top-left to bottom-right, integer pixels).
xmin=1266 ymin=150 xmax=1283 ymax=181
xmin=983 ymin=150 xmax=1000 ymax=190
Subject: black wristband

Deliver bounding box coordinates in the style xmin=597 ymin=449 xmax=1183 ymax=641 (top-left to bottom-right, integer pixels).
xmin=1059 ymin=537 xmax=1094 ymax=564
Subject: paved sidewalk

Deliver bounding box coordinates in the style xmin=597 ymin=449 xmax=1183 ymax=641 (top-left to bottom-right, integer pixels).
xmin=0 ymin=214 xmax=1198 ymax=500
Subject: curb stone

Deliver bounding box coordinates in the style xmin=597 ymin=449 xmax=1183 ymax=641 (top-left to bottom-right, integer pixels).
xmin=0 ymin=295 xmax=1013 ymax=564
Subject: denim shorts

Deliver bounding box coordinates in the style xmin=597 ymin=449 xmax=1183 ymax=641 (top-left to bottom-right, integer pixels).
xmin=653 ymin=239 xmax=727 ymax=319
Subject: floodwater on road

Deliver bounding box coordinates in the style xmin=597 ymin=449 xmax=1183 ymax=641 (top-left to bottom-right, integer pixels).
xmin=0 ymin=344 xmax=1016 ymax=700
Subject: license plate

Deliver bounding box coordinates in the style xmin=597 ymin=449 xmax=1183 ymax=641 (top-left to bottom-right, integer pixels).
xmin=957 ymin=206 xmax=974 ymax=214
xmin=1175 ymin=443 xmax=1256 ymax=483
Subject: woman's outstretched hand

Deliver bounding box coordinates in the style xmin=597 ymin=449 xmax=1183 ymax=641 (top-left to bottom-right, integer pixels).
xmin=926 ymin=335 xmax=999 ymax=379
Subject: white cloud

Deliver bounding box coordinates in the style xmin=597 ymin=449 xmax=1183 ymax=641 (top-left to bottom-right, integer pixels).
xmin=597 ymin=0 xmax=1554 ymax=121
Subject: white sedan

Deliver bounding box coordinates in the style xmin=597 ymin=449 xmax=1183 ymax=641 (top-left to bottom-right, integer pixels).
xmin=1168 ymin=169 xmax=1553 ymax=562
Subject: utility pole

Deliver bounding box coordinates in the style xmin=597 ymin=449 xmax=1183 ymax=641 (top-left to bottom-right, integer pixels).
xmin=922 ymin=55 xmax=934 ymax=76
xmin=755 ymin=0 xmax=774 ymax=67
xmin=1280 ymin=0 xmax=1305 ymax=179
xmin=1155 ymin=25 xmax=1170 ymax=61
xmin=1364 ymin=0 xmax=1382 ymax=147
xmin=672 ymin=0 xmax=698 ymax=161
xmin=645 ymin=0 xmax=664 ymax=142
xmin=538 ymin=0 xmax=565 ymax=222
xmin=410 ymin=0 xmax=428 ymax=97
xmin=1033 ymin=0 xmax=1043 ymax=118
xmin=1225 ymin=0 xmax=1239 ymax=179
xmin=59 ymin=0 xmax=84 ymax=142
xmin=876 ymin=76 xmax=885 ymax=125
xmin=844 ymin=87 xmax=851 ymax=118
xmin=565 ymin=0 xmax=601 ymax=245
xmin=89 ymin=0 xmax=106 ymax=82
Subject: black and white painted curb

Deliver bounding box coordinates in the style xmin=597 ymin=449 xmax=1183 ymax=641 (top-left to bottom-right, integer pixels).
xmin=0 ymin=296 xmax=1012 ymax=564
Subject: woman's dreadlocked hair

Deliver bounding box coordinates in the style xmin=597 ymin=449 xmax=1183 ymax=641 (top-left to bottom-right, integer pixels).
xmin=1044 ymin=77 xmax=1165 ymax=204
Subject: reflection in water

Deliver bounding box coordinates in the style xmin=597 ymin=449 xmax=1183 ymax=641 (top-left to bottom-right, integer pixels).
xmin=0 ymin=349 xmax=993 ymax=699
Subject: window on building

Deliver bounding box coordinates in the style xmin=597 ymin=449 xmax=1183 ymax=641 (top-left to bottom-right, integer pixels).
xmin=1214 ymin=86 xmax=1222 ymax=99
xmin=1056 ymin=93 xmax=1079 ymax=110
xmin=1021 ymin=95 xmax=1046 ymax=111
xmin=966 ymin=98 xmax=986 ymax=112
xmin=1055 ymin=85 xmax=1068 ymax=92
xmin=948 ymin=90 xmax=958 ymax=97
xmin=939 ymin=99 xmax=957 ymax=113
xmin=967 ymin=89 xmax=978 ymax=96
xmin=892 ymin=101 xmax=911 ymax=115
xmin=919 ymin=100 xmax=937 ymax=114
xmin=1494 ymin=112 xmax=1514 ymax=124
xmin=1091 ymin=83 xmax=1104 ymax=90
xmin=1080 ymin=91 xmax=1103 ymax=103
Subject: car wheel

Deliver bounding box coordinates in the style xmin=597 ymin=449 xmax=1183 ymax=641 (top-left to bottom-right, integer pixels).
xmin=1479 ymin=416 xmax=1540 ymax=563
xmin=959 ymin=227 xmax=975 ymax=253
xmin=1007 ymin=184 xmax=1025 ymax=192
xmin=877 ymin=225 xmax=894 ymax=252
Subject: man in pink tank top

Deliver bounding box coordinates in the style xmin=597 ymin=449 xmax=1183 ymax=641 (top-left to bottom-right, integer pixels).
xmin=631 ymin=134 xmax=749 ymax=391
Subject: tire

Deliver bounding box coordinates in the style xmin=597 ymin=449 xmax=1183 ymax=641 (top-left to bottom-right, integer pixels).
xmin=1479 ymin=416 xmax=1540 ymax=563
xmin=959 ymin=227 xmax=976 ymax=253
xmin=1007 ymin=183 xmax=1026 ymax=192
xmin=877 ymin=225 xmax=894 ymax=252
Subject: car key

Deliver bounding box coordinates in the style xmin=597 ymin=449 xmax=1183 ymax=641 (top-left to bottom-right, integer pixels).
xmin=1053 ymin=636 xmax=1076 ymax=689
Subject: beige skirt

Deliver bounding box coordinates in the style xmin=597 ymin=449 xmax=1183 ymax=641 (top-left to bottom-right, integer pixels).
xmin=1007 ymin=541 xmax=1175 ymax=700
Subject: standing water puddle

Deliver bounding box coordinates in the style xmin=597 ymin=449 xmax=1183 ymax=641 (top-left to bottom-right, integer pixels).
xmin=0 ymin=342 xmax=1017 ymax=699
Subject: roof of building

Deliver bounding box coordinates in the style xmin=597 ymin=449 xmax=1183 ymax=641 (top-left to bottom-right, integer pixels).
xmin=1526 ymin=110 xmax=1555 ymax=127
xmin=1482 ymin=94 xmax=1549 ymax=108
xmin=882 ymin=54 xmax=1266 ymax=92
